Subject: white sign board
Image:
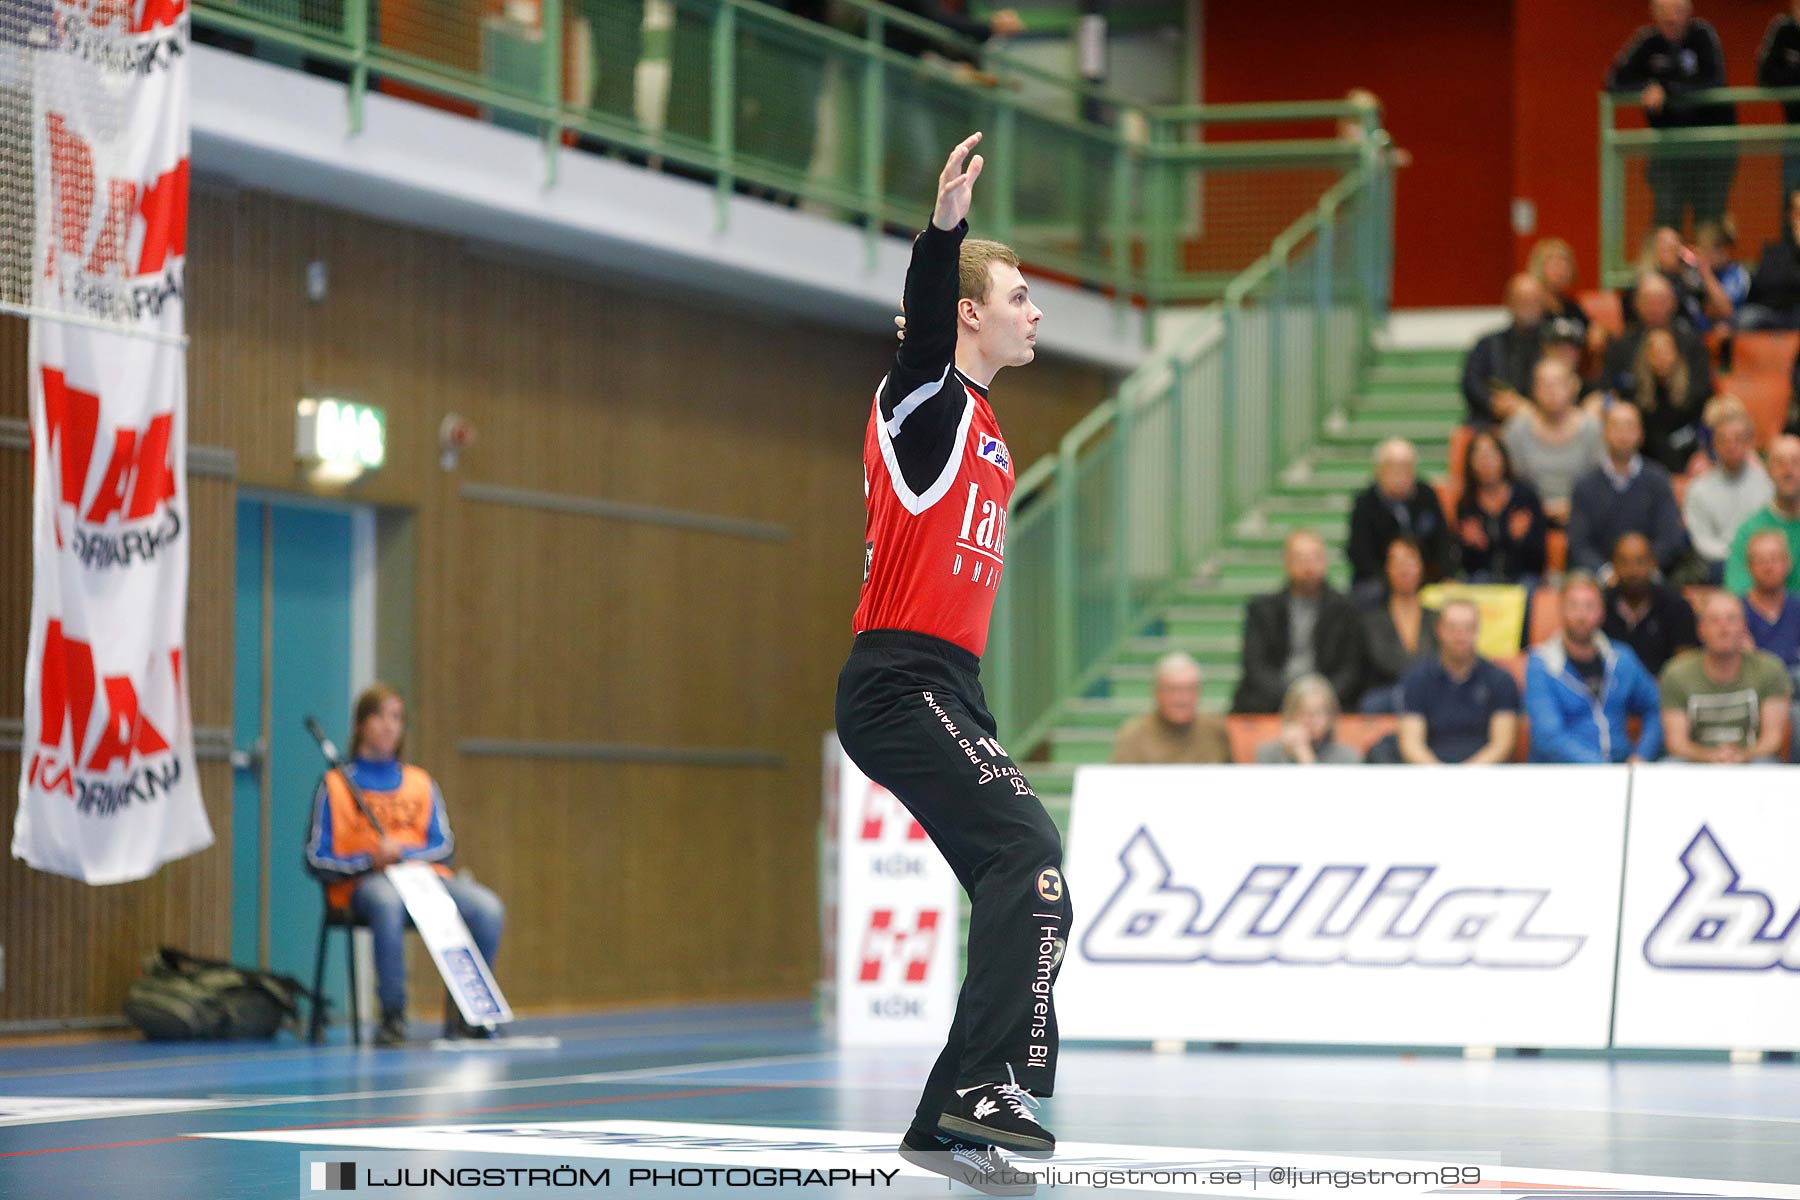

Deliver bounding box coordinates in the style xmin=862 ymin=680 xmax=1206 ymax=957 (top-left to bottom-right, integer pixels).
xmin=1613 ymin=765 xmax=1800 ymax=1050
xmin=386 ymin=862 xmax=512 ymax=1028
xmin=822 ymin=735 xmax=959 ymax=1045
xmin=1059 ymin=765 xmax=1627 ymax=1048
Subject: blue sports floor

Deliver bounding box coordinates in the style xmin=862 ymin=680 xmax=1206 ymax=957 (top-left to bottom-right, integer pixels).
xmin=2 ymin=1003 xmax=1799 ymax=1198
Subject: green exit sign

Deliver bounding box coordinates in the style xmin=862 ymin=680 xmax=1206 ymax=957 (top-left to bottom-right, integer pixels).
xmin=296 ymin=397 xmax=385 ymax=479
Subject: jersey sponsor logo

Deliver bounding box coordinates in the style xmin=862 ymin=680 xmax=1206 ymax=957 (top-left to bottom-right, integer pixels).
xmin=1036 ymin=867 xmax=1064 ymax=904
xmin=975 ymin=434 xmax=1010 ymax=474
xmin=1081 ymin=827 xmax=1585 ymax=969
xmin=862 ymin=541 xmax=872 ymax=584
xmin=1643 ymin=825 xmax=1800 ymax=972
xmin=956 ymin=482 xmax=1007 ymax=559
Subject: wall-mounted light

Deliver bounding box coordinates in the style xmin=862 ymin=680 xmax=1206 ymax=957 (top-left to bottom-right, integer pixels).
xmin=297 ymin=396 xmax=385 ymax=485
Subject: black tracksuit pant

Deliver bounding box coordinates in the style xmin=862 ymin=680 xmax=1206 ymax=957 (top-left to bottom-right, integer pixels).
xmin=835 ymin=630 xmax=1072 ymax=1133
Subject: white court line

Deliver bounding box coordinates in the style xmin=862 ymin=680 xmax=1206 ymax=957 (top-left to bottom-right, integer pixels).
xmin=0 ymin=1013 xmax=813 ymax=1082
xmin=0 ymin=1051 xmax=837 ymax=1130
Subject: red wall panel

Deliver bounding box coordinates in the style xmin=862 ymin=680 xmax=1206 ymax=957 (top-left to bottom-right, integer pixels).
xmin=1206 ymin=1 xmax=1790 ymax=307
xmin=1203 ymin=0 xmax=1516 ymax=307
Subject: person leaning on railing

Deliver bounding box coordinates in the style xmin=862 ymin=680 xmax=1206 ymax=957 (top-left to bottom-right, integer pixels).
xmin=1605 ymin=0 xmax=1736 ymax=234
xmin=1756 ymin=3 xmax=1800 ymax=210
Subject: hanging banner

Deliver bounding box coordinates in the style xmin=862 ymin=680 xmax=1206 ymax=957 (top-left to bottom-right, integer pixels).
xmin=12 ymin=0 xmax=209 ymax=884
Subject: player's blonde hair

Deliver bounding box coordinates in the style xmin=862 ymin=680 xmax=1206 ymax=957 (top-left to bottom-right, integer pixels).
xmin=959 ymin=239 xmax=1020 ymax=306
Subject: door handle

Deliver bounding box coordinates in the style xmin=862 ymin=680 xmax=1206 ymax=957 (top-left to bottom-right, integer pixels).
xmin=230 ymin=735 xmax=266 ymax=774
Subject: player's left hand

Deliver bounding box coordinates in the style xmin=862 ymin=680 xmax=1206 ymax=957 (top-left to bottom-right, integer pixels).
xmin=895 ymin=314 xmax=906 ymax=342
xmin=932 ymin=133 xmax=984 ymax=232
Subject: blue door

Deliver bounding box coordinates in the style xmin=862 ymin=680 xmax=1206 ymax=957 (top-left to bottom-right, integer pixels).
xmin=231 ymin=500 xmax=357 ymax=994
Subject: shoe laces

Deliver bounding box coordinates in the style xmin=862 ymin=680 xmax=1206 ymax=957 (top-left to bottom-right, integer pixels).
xmin=995 ymin=1063 xmax=1042 ymax=1126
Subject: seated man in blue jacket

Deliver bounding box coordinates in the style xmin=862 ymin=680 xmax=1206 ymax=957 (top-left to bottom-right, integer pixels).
xmin=1525 ymin=573 xmax=1663 ymax=763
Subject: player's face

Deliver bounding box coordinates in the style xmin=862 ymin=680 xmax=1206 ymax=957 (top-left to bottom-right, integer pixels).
xmin=978 ymin=264 xmax=1042 ymax=367
xmin=359 ymin=697 xmax=405 ymax=760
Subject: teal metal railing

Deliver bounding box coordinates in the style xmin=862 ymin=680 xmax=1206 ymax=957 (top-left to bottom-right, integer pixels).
xmin=1600 ymin=84 xmax=1800 ymax=287
xmin=986 ymin=161 xmax=1390 ymax=753
xmin=191 ymin=0 xmax=1385 ymax=302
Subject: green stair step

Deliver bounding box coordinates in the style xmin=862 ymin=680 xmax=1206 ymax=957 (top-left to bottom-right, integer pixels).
xmin=1254 ymin=491 xmax=1352 ymax=516
xmin=1331 ymin=417 xmax=1457 ymax=442
xmin=1056 ymin=696 xmax=1157 ymax=728
xmin=1371 ymin=346 xmax=1465 ymax=370
xmin=1160 ymin=608 xmax=1248 ymax=640
xmin=1230 ymin=523 xmax=1347 ymax=549
xmin=1365 ymin=365 xmax=1460 ymax=389
xmin=1105 ymin=664 xmax=1239 ymax=704
xmin=1114 ymin=634 xmax=1239 ymax=663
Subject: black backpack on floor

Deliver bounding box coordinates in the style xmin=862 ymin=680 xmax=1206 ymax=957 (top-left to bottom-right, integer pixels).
xmin=123 ymin=947 xmax=313 ymax=1041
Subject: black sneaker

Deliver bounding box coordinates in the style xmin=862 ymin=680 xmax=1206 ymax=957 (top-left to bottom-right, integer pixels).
xmin=898 ymin=1128 xmax=1035 ymax=1197
xmin=373 ymin=1010 xmax=408 ymax=1047
xmin=936 ymin=1067 xmax=1055 ymax=1159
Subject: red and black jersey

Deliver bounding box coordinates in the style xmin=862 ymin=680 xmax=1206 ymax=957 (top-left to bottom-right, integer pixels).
xmin=852 ymin=221 xmax=1015 ymax=658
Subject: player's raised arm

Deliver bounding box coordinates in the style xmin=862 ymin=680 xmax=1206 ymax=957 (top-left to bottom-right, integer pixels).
xmin=894 ymin=134 xmax=985 ymax=380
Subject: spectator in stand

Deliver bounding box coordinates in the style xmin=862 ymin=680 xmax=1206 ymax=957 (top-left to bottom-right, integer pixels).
xmin=1347 ymin=437 xmax=1453 ymax=606
xmin=1605 ymin=0 xmax=1736 ymax=233
xmin=1601 ymin=273 xmax=1714 ymax=400
xmin=1456 ymin=428 xmax=1548 ymax=584
xmin=1112 ymin=651 xmax=1231 ymax=764
xmin=1743 ymin=529 xmax=1800 ymax=670
xmin=1397 ymin=599 xmax=1521 ymax=765
xmin=1525 ymin=572 xmax=1664 ymax=763
xmin=1568 ymin=403 xmax=1689 ymax=576
xmin=1505 ymin=357 xmax=1605 ymax=525
xmin=1757 ymin=4 xmax=1800 ymax=211
xmin=1741 ymin=189 xmax=1800 ymax=330
xmin=1626 ymin=327 xmax=1710 ymax=473
xmin=1233 ymin=529 xmax=1365 ymax=714
xmin=1358 ymin=536 xmax=1439 ymax=714
xmin=1540 ymin=319 xmax=1602 ymax=402
xmin=1602 ymin=531 xmax=1699 ymax=675
xmin=1528 ymin=237 xmax=1597 ymax=354
xmin=1623 ymin=227 xmax=1733 ymax=333
xmin=1726 ymin=435 xmax=1800 ymax=594
xmin=1684 ymin=398 xmax=1771 ymax=580
xmin=1659 ymin=591 xmax=1792 ymax=763
xmin=1255 ymin=673 xmax=1362 ymax=765
xmin=1461 ymin=274 xmax=1545 ymax=428
xmin=1695 ymin=220 xmax=1749 ymax=326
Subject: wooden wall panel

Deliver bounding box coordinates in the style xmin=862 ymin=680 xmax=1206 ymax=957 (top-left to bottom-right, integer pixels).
xmin=0 ymin=188 xmax=1114 ymax=1023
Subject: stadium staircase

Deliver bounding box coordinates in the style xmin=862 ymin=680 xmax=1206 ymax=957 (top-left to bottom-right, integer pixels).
xmin=1025 ymin=344 xmax=1465 ymax=821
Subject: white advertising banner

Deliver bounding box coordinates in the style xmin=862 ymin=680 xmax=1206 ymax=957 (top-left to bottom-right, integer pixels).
xmin=1059 ymin=766 xmax=1628 ymax=1048
xmin=1613 ymin=765 xmax=1800 ymax=1050
xmin=11 ymin=0 xmax=209 ymax=883
xmin=822 ymin=735 xmax=959 ymax=1046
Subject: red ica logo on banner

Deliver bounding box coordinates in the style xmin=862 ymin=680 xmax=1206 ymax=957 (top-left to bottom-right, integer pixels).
xmin=45 ymin=114 xmax=188 ymax=280
xmin=27 ymin=621 xmax=175 ymax=793
xmin=857 ymin=909 xmax=940 ymax=984
xmin=859 ymin=782 xmax=928 ymax=843
xmin=39 ymin=367 xmax=177 ymax=538
xmin=54 ymin=0 xmax=188 ymax=33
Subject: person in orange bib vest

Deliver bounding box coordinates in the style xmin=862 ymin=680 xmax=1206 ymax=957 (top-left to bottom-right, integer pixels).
xmin=305 ymin=683 xmax=505 ymax=1046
